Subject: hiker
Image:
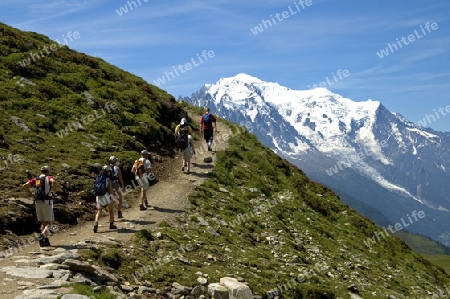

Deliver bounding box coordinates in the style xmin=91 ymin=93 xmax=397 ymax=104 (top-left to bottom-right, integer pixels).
xmin=109 ymin=156 xmax=125 ymax=218
xmin=175 ymin=118 xmax=193 ymax=135
xmin=22 ymin=165 xmax=55 ymax=247
xmin=92 ymin=164 xmax=117 ymax=233
xmin=182 ymin=134 xmax=196 ymax=174
xmin=131 ymin=150 xmax=152 ymax=210
xmin=200 ymin=107 xmax=217 ymax=151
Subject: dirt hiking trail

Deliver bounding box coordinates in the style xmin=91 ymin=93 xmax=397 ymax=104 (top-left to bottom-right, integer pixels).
xmin=0 ymin=111 xmax=232 ymax=298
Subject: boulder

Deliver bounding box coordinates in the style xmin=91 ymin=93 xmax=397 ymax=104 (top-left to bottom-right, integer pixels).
xmin=208 ymin=283 xmax=229 ymax=299
xmin=219 ymin=277 xmax=253 ymax=299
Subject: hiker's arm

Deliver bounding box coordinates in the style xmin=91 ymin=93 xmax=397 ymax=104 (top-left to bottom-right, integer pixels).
xmin=117 ymin=168 xmax=125 ymax=189
xmin=191 ymin=141 xmax=196 ymax=154
xmin=107 ymin=179 xmax=114 ymax=195
xmin=22 ymin=181 xmax=33 ymax=196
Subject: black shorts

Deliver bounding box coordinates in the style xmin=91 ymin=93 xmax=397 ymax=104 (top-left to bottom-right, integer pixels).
xmin=203 ymin=129 xmax=213 ymax=142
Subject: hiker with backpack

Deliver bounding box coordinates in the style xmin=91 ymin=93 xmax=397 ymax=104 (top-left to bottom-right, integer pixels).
xmin=109 ymin=156 xmax=125 ymax=219
xmin=131 ymin=150 xmax=152 ymax=210
xmin=182 ymin=134 xmax=196 ymax=174
xmin=175 ymin=118 xmax=195 ymax=172
xmin=22 ymin=165 xmax=55 ymax=247
xmin=92 ymin=164 xmax=117 ymax=233
xmin=175 ymin=118 xmax=193 ymax=136
xmin=200 ymin=107 xmax=217 ymax=151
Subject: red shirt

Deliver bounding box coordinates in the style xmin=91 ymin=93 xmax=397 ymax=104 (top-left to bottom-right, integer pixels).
xmin=28 ymin=175 xmax=53 ymax=187
xmin=200 ymin=112 xmax=216 ymax=130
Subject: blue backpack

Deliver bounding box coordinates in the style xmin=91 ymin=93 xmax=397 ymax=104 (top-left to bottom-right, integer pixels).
xmin=94 ymin=174 xmax=107 ymax=196
xmin=203 ymin=113 xmax=212 ymax=126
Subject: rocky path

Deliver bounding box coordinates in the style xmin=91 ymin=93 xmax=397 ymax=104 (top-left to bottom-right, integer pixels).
xmin=0 ymin=112 xmax=244 ymax=299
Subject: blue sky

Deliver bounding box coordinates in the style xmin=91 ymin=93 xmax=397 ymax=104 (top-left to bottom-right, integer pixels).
xmin=1 ymin=0 xmax=449 ymax=131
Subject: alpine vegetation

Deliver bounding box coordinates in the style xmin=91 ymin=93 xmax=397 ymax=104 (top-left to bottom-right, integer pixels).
xmin=131 ymin=243 xmax=193 ymax=281
xmin=228 ymin=191 xmax=292 ymax=228
xmin=17 ymin=31 xmax=81 ymax=67
xmin=56 ymin=102 xmax=118 ymax=138
xmin=250 ymin=0 xmax=313 ymax=35
xmin=0 ymin=154 xmax=22 ymax=172
xmin=376 ymin=22 xmax=439 ymax=58
xmin=152 ymin=50 xmax=215 ymax=87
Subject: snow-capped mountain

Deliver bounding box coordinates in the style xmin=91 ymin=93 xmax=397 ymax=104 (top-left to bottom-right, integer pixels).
xmin=183 ymin=73 xmax=450 ymax=245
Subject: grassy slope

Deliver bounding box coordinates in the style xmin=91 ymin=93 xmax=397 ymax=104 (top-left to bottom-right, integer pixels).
xmin=0 ymin=22 xmax=186 ymax=234
xmin=81 ymin=127 xmax=450 ymax=298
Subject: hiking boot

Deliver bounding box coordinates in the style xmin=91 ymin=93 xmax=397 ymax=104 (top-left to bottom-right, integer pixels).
xmin=144 ymin=199 xmax=149 ymax=207
xmin=182 ymin=165 xmax=185 ymax=171
xmin=140 ymin=204 xmax=147 ymax=210
xmin=38 ymin=234 xmax=45 ymax=247
xmin=110 ymin=222 xmax=117 ymax=230
xmin=43 ymin=237 xmax=51 ymax=247
xmin=118 ymin=211 xmax=123 ymax=218
xmin=93 ymin=223 xmax=98 ymax=233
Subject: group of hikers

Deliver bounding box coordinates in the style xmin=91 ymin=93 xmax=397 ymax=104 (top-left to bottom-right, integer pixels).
xmin=21 ymin=108 xmax=217 ymax=247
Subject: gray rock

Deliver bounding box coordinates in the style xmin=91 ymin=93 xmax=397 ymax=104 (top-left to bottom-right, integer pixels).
xmin=11 ymin=116 xmax=31 ymax=132
xmin=36 ymin=252 xmax=80 ymax=265
xmin=0 ymin=266 xmax=53 ymax=279
xmin=93 ymin=285 xmax=106 ymax=292
xmin=14 ymin=289 xmax=60 ymax=299
xmin=120 ymin=284 xmax=134 ymax=292
xmin=207 ymin=226 xmax=220 ymax=237
xmin=137 ymin=286 xmax=156 ymax=294
xmin=70 ymin=273 xmax=94 ymax=285
xmin=37 ymin=283 xmax=63 ymax=289
xmin=219 ymin=187 xmax=229 ymax=193
xmin=61 ymin=295 xmax=91 ymax=299
xmin=61 ymin=163 xmax=71 ymax=169
xmin=81 ymin=142 xmax=93 ymax=148
xmin=53 ymin=272 xmax=72 ymax=284
xmin=172 ymin=282 xmax=191 ymax=295
xmin=19 ymin=77 xmax=36 ymax=86
xmin=219 ymin=277 xmax=253 ymax=299
xmin=17 ymin=281 xmax=35 ymax=287
xmin=208 ymin=283 xmax=229 ymax=299
xmin=85 ymin=237 xmax=121 ymax=246
xmin=52 ymin=270 xmax=71 ymax=279
xmin=197 ymin=277 xmax=208 ymax=285
xmin=347 ymin=284 xmax=359 ymax=293
xmin=249 ymin=188 xmax=258 ymax=193
xmin=40 ymin=263 xmax=70 ymax=270
xmin=191 ymin=285 xmax=204 ymax=298
xmin=62 ymin=259 xmax=96 ymax=274
xmin=197 ymin=217 xmax=209 ymax=226
xmin=95 ymin=268 xmax=119 ymax=283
